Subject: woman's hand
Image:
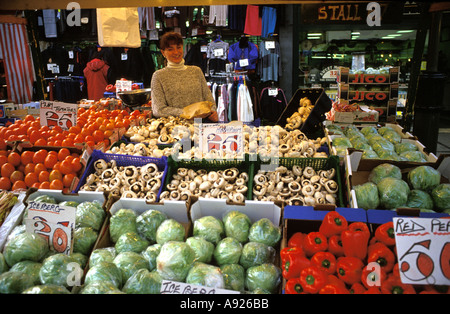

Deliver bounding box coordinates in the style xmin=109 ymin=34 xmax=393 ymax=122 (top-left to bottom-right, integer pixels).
xmin=208 ymin=111 xmax=218 ymax=122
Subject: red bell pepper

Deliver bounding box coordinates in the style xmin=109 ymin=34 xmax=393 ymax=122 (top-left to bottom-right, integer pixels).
xmin=341 ymin=222 xmax=370 ymax=260
xmin=367 ymin=242 xmax=395 ymax=273
xmin=319 ymin=284 xmax=349 ymax=294
xmin=327 ymin=275 xmax=347 ymax=290
xmin=361 ymin=264 xmax=387 ymax=289
xmin=349 ymin=282 xmax=367 ymax=294
xmin=285 ymin=278 xmax=306 ymax=294
xmin=364 ymin=287 xmax=381 ymax=294
xmin=336 ymin=256 xmax=364 ymax=285
xmin=375 ymin=221 xmax=396 ymax=247
xmin=319 ymin=211 xmax=348 ymax=237
xmin=299 ymin=266 xmax=328 ymax=294
xmin=381 ymin=274 xmax=416 ymax=294
xmin=280 ymin=246 xmax=304 ymax=263
xmin=302 ymin=232 xmax=328 ymax=257
xmin=311 ymin=251 xmax=336 ymax=275
xmin=288 ymin=232 xmax=306 ymax=248
xmin=328 ymin=234 xmax=345 ymax=257
xmin=282 ymin=253 xmax=311 ymax=280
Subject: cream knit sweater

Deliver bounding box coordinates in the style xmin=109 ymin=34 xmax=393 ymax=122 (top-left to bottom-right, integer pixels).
xmin=150 ymin=63 xmax=215 ymax=118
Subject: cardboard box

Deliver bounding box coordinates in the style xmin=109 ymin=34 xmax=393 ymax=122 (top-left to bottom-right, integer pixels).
xmin=338 ymin=67 xmax=399 ymax=84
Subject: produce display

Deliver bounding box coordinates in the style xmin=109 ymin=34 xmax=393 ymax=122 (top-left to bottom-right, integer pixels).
xmin=0 ymin=191 xmax=18 ymax=226
xmin=283 ymin=211 xmax=446 ymax=294
xmin=285 ymin=97 xmax=314 ymax=130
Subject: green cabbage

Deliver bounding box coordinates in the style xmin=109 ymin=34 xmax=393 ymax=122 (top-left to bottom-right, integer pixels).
xmin=407 ymin=190 xmax=434 ymax=210
xmin=141 ymin=244 xmax=162 ymax=271
xmin=75 ymin=201 xmax=105 ymax=231
xmin=214 ymin=237 xmax=243 ymax=266
xmin=39 ymin=253 xmax=79 ymax=288
xmin=248 ymin=218 xmax=281 ymax=247
xmin=84 ymin=261 xmax=123 ymax=289
xmin=113 ymin=251 xmax=150 ymax=283
xmin=400 ymin=151 xmax=427 ymax=163
xmin=377 ymin=126 xmax=395 ymax=136
xmin=362 ymin=149 xmax=379 ymax=159
xmin=122 ymin=269 xmax=162 ymax=294
xmin=185 ymin=262 xmax=225 ymax=289
xmin=0 ymin=271 xmax=34 ymax=294
xmin=333 ymin=136 xmax=352 ymax=148
xmin=115 ymin=232 xmax=149 ymax=254
xmin=186 ymin=236 xmax=214 ymax=264
xmin=73 ymin=227 xmax=98 ymax=255
xmin=221 ymin=264 xmax=245 ymax=292
xmin=239 ymin=242 xmax=275 ymax=269
xmin=245 ymin=263 xmax=281 ymax=294
xmin=193 ymin=216 xmax=224 ymax=244
xmin=377 ymin=177 xmax=410 ymax=210
xmin=354 ymin=182 xmax=380 ymax=210
xmin=407 ymin=166 xmax=441 ymax=192
xmin=360 ymin=126 xmax=378 ymax=137
xmin=33 ymin=195 xmax=57 ymax=204
xmin=71 ymin=253 xmax=88 ymax=268
xmin=395 ymin=142 xmax=418 ymax=155
xmin=156 ymin=219 xmax=185 ymax=245
xmin=156 ymin=241 xmax=196 ymax=282
xmin=109 ymin=209 xmax=138 ymax=243
xmin=10 ymin=261 xmax=42 ymax=285
xmin=22 ymin=284 xmax=71 ymax=294
xmin=89 ymin=247 xmax=116 ymax=268
xmin=431 ymin=183 xmax=450 ymax=212
xmin=382 ymin=130 xmax=402 ymax=144
xmin=3 ymin=232 xmax=49 ymax=267
xmin=79 ymin=280 xmax=124 ymax=294
xmin=59 ymin=201 xmax=79 ymax=208
xmin=368 ymin=163 xmax=402 ymax=185
xmin=136 ymin=209 xmax=168 ymax=243
xmin=223 ymin=210 xmax=251 ymax=243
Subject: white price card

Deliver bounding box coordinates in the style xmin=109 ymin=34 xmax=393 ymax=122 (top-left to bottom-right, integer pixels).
xmin=268 ymin=88 xmax=278 ymax=97
xmin=393 ymin=217 xmax=450 ymax=286
xmin=239 ymin=58 xmax=249 ymax=67
xmin=265 ymin=41 xmax=276 ymax=50
xmin=160 ymin=280 xmax=240 ymax=294
xmin=213 ymin=48 xmax=224 ymax=57
xmin=40 ymin=100 xmax=77 ymax=131
xmin=25 ymin=200 xmax=76 ymax=255
xmin=198 ymin=121 xmax=244 ymax=160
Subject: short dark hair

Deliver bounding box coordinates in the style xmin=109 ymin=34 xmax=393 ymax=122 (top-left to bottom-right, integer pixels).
xmin=160 ymin=32 xmax=183 ymax=50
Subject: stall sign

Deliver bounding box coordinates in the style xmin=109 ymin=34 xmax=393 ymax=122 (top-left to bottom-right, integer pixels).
xmin=320 ymin=66 xmax=339 ymax=82
xmin=40 ymin=100 xmax=77 ymax=131
xmin=393 ymin=217 xmax=450 ymax=286
xmin=198 ymin=121 xmax=244 ymax=160
xmin=160 ymin=280 xmax=239 ymax=294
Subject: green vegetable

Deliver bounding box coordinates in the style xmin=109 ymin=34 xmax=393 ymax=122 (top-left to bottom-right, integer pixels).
xmin=115 ymin=232 xmax=149 ymax=254
xmin=221 ymin=264 xmax=245 ymax=292
xmin=223 ymin=210 xmax=251 ymax=243
xmin=39 ymin=253 xmax=79 ymax=288
xmin=73 ymin=227 xmax=98 ymax=255
xmin=156 ymin=219 xmax=185 ymax=244
xmin=382 ymin=130 xmax=402 ymax=144
xmin=193 ymin=216 xmax=224 ymax=244
xmin=0 ymin=271 xmax=34 ymax=294
xmin=89 ymin=247 xmax=116 ymax=268
xmin=354 ymin=182 xmax=380 ymax=210
xmin=122 ymin=269 xmax=162 ymax=294
xmin=400 ymin=151 xmax=427 ymax=163
xmin=3 ymin=232 xmax=49 ymax=267
xmin=71 ymin=253 xmax=88 ymax=268
xmin=0 ymin=253 xmax=8 ymax=274
xmin=79 ymin=280 xmax=124 ymax=294
xmin=407 ymin=190 xmax=434 ymax=210
xmin=377 ymin=177 xmax=410 ymax=210
xmin=239 ymin=242 xmax=275 ymax=269
xmin=186 ymin=262 xmax=225 ymax=289
xmin=75 ymin=201 xmax=105 ymax=231
xmin=141 ymin=244 xmax=162 ymax=271
xmin=186 ymin=236 xmax=214 ymax=264
xmin=214 ymin=237 xmax=242 ymax=266
xmin=156 ymin=241 xmax=196 ymax=282
xmin=248 ymin=218 xmax=281 ymax=247
xmin=59 ymin=200 xmax=79 ymax=208
xmin=408 ymin=166 xmax=441 ymax=192
xmin=33 ymin=195 xmax=56 ymax=204
xmin=22 ymin=284 xmax=71 ymax=294
xmin=113 ymin=251 xmax=150 ymax=283
xmin=360 ymin=126 xmax=378 ymax=137
xmin=245 ymin=263 xmax=281 ymax=294
xmin=368 ymin=163 xmax=402 ymax=185
xmin=10 ymin=261 xmax=42 ymax=285
xmin=394 ymin=142 xmax=418 ymax=155
xmin=109 ymin=209 xmax=137 ymax=243
xmin=136 ymin=209 xmax=168 ymax=243
xmin=431 ymin=183 xmax=450 ymax=212
xmin=84 ymin=261 xmax=123 ymax=289
xmin=333 ymin=136 xmax=352 ymax=148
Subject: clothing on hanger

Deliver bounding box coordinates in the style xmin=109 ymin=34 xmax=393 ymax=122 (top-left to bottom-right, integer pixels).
xmin=228 ymin=40 xmax=259 ymax=71
xmin=259 ymin=39 xmax=281 ymax=82
xmin=244 ymin=5 xmax=262 ymax=36
xmin=209 ymin=5 xmax=228 ymax=27
xmin=261 ymin=6 xmax=277 ymax=39
xmin=259 ymin=85 xmax=287 ymax=123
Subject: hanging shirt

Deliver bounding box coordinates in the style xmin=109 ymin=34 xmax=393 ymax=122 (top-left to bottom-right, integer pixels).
xmin=228 ymin=41 xmax=259 ymax=71
xmin=243 ymin=5 xmax=262 ymax=36
xmin=238 ymin=83 xmax=254 ymax=122
xmin=259 ymin=86 xmax=288 ymax=124
xmin=261 ymin=6 xmax=277 ymax=38
xmin=259 ymin=40 xmax=281 ymax=82
xmin=209 ymin=5 xmax=228 ymax=27
xmin=207 ymin=40 xmax=229 ymax=61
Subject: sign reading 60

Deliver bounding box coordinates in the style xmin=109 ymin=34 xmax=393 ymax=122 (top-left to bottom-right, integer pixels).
xmin=32 ymin=216 xmax=71 ymax=254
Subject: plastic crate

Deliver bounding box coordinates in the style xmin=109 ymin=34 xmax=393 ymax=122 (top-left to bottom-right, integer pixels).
xmin=165 ymin=154 xmax=255 ymax=200
xmin=254 ymin=155 xmax=345 ymax=207
xmin=275 ymin=88 xmax=332 ymax=138
xmin=74 ymin=149 xmax=168 ymax=201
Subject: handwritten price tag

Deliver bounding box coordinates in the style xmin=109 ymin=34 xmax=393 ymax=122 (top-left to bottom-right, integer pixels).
xmin=160 ymin=280 xmax=239 ymax=294
xmin=198 ymin=121 xmax=244 ymax=160
xmin=393 ymin=217 xmax=450 ymax=286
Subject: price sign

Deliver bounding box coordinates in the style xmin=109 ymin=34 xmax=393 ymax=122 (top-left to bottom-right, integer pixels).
xmin=265 ymin=41 xmax=276 ymax=50
xmin=239 ymin=58 xmax=249 ymax=68
xmin=198 ymin=121 xmax=244 ymax=160
xmin=160 ymin=280 xmax=240 ymax=294
xmin=116 ymin=79 xmax=132 ymax=98
xmin=40 ymin=100 xmax=77 ymax=131
xmin=213 ymin=48 xmax=224 ymax=57
xmin=393 ymin=217 xmax=450 ymax=286
xmin=25 ymin=200 xmax=76 ymax=255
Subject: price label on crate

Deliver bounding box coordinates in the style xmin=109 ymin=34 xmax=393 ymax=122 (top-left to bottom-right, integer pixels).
xmin=40 ymin=100 xmax=77 ymax=131
xmin=25 ymin=200 xmax=76 ymax=255
xmin=160 ymin=280 xmax=239 ymax=294
xmin=393 ymin=217 xmax=450 ymax=286
xmin=198 ymin=121 xmax=244 ymax=159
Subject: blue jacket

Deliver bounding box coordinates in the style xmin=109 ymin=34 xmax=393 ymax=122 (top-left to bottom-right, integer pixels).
xmin=228 ymin=41 xmax=259 ymax=71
